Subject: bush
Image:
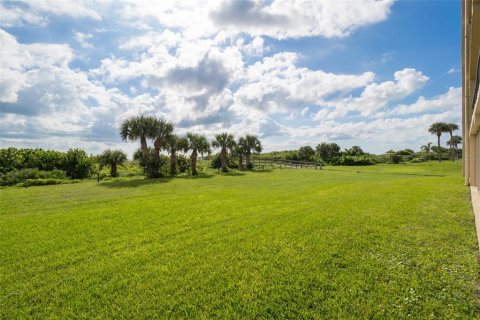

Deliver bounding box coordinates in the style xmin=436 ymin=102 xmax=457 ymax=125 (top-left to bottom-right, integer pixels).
xmin=210 ymin=153 xmax=237 ymax=170
xmin=335 ymin=155 xmax=376 ymax=166
xmin=63 ymin=149 xmax=95 ymax=179
xmin=0 ymin=169 xmax=68 ymax=186
xmin=21 ymin=178 xmax=81 ymax=187
xmin=0 ymin=147 xmax=65 ymax=173
xmin=391 ymin=154 xmax=402 ymax=164
xmin=134 ymin=148 xmax=169 ymax=178
xmin=176 ymin=155 xmax=190 ymax=174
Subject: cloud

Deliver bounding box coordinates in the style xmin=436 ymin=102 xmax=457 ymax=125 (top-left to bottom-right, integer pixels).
xmin=116 ymin=0 xmax=395 ymax=40
xmin=0 ymin=29 xmax=134 ymax=152
xmin=74 ymin=31 xmax=94 ymax=48
xmin=389 ymin=86 xmax=461 ymax=116
xmin=447 ymin=67 xmax=460 ymax=74
xmin=209 ymin=0 xmax=395 ymax=39
xmin=0 ymin=0 xmax=103 ymax=27
xmin=232 ymin=52 xmax=375 ymax=116
xmin=381 ymin=51 xmax=394 ymax=63
xmin=0 ymin=3 xmax=48 ymax=27
xmin=0 ymin=29 xmax=73 ymax=103
xmin=0 ymin=0 xmax=461 ymax=156
xmin=315 ymin=68 xmax=429 ymax=119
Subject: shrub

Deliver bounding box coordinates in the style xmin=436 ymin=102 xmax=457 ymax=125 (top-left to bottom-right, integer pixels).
xmin=134 ymin=148 xmax=169 ymax=178
xmin=176 ymin=155 xmax=190 ymax=174
xmin=391 ymin=154 xmax=402 ymax=164
xmin=21 ymin=178 xmax=81 ymax=187
xmin=0 ymin=148 xmax=66 ymax=174
xmin=0 ymin=169 xmax=68 ymax=186
xmin=210 ymin=153 xmax=237 ymax=170
xmin=335 ymin=155 xmax=375 ymax=166
xmin=63 ymin=149 xmax=95 ymax=179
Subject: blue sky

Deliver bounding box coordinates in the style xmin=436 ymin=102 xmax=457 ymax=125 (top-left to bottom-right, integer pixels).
xmin=0 ymin=0 xmax=462 ymax=155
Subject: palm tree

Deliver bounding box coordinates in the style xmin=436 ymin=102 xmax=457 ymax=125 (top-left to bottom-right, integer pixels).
xmin=211 ymin=133 xmax=236 ymax=172
xmin=98 ymin=149 xmax=127 ymax=177
xmin=244 ymin=135 xmax=262 ymax=169
xmin=421 ymin=142 xmax=433 ymax=162
xmin=447 ymin=135 xmax=462 ymax=161
xmin=184 ymin=133 xmax=211 ymax=175
xmin=445 ymin=123 xmax=459 ymax=161
xmin=234 ymin=137 xmax=247 ymax=170
xmin=153 ymin=119 xmax=174 ymax=158
xmin=164 ymin=134 xmax=187 ymax=176
xmin=428 ymin=122 xmax=449 ymax=162
xmin=120 ymin=115 xmax=157 ymax=159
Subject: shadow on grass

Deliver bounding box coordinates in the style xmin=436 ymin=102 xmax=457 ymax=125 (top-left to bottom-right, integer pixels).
xmin=99 ymin=173 xmax=216 ymax=188
xmin=98 ymin=178 xmax=171 ymax=188
xmin=250 ymin=168 xmax=274 ymax=173
xmin=175 ymin=174 xmax=215 ymax=180
xmin=323 ymin=167 xmax=446 ymax=177
xmin=217 ymin=171 xmax=246 ymax=176
xmin=386 ymin=172 xmax=446 ymax=177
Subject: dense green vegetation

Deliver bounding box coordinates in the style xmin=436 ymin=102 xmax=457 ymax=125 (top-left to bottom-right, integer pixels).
xmin=1 ymin=162 xmax=478 ymax=318
xmin=0 ymin=148 xmax=96 ymax=186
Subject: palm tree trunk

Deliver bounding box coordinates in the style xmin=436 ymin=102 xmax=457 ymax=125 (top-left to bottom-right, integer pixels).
xmin=111 ymin=163 xmax=118 ymax=177
xmin=238 ymin=153 xmax=243 ymax=170
xmin=170 ymin=147 xmax=177 ymax=176
xmin=154 ymin=138 xmax=161 ymax=158
xmin=191 ymin=150 xmax=198 ymax=175
xmin=221 ymin=147 xmax=227 ymax=172
xmin=246 ymin=151 xmax=251 ymax=169
xmin=437 ymin=134 xmax=441 ymax=162
xmin=449 ymin=132 xmax=454 ymax=162
xmin=140 ymin=136 xmax=148 ymax=159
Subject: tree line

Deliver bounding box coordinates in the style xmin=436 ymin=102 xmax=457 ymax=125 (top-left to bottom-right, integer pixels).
xmin=0 ymin=120 xmax=462 ymax=186
xmin=118 ymin=115 xmax=262 ymax=178
xmin=427 ymin=122 xmax=461 ymax=162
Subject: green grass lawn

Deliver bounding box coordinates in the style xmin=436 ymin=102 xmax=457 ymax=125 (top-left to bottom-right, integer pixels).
xmin=1 ymin=162 xmax=479 ymax=319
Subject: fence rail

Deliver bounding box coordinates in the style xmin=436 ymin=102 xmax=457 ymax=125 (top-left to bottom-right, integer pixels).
xmin=247 ymin=158 xmax=322 ymax=170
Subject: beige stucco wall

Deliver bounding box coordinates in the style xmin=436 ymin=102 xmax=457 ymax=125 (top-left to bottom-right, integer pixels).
xmin=463 ymin=0 xmax=480 ymax=188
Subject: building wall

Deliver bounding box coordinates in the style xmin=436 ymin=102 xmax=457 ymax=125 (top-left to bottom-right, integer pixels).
xmin=463 ymin=0 xmax=480 ymax=191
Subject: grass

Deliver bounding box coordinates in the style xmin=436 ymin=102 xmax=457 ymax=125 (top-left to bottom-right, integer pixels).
xmin=0 ymin=162 xmax=479 ymax=319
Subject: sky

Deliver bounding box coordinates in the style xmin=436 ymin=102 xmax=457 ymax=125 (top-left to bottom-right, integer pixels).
xmin=0 ymin=0 xmax=462 ymax=156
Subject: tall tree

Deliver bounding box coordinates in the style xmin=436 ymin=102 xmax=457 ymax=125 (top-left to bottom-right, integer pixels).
xmin=244 ymin=135 xmax=262 ymax=169
xmin=98 ymin=149 xmax=127 ymax=177
xmin=421 ymin=142 xmax=433 ymax=162
xmin=120 ymin=115 xmax=157 ymax=160
xmin=316 ymin=142 xmax=341 ymax=163
xmin=298 ymin=146 xmax=315 ymax=162
xmin=445 ymin=123 xmax=459 ymax=162
xmin=344 ymin=145 xmax=364 ymax=156
xmin=164 ymin=135 xmax=187 ymax=176
xmin=212 ymin=133 xmax=236 ymax=172
xmin=184 ymin=133 xmax=211 ymax=175
xmin=153 ymin=119 xmax=175 ymax=158
xmin=233 ymin=137 xmax=247 ymax=170
xmin=447 ymin=135 xmax=462 ymax=161
xmin=428 ymin=122 xmax=449 ymax=162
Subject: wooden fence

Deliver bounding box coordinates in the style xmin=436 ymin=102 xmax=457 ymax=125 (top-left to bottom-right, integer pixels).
xmin=247 ymin=158 xmax=322 ymax=170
